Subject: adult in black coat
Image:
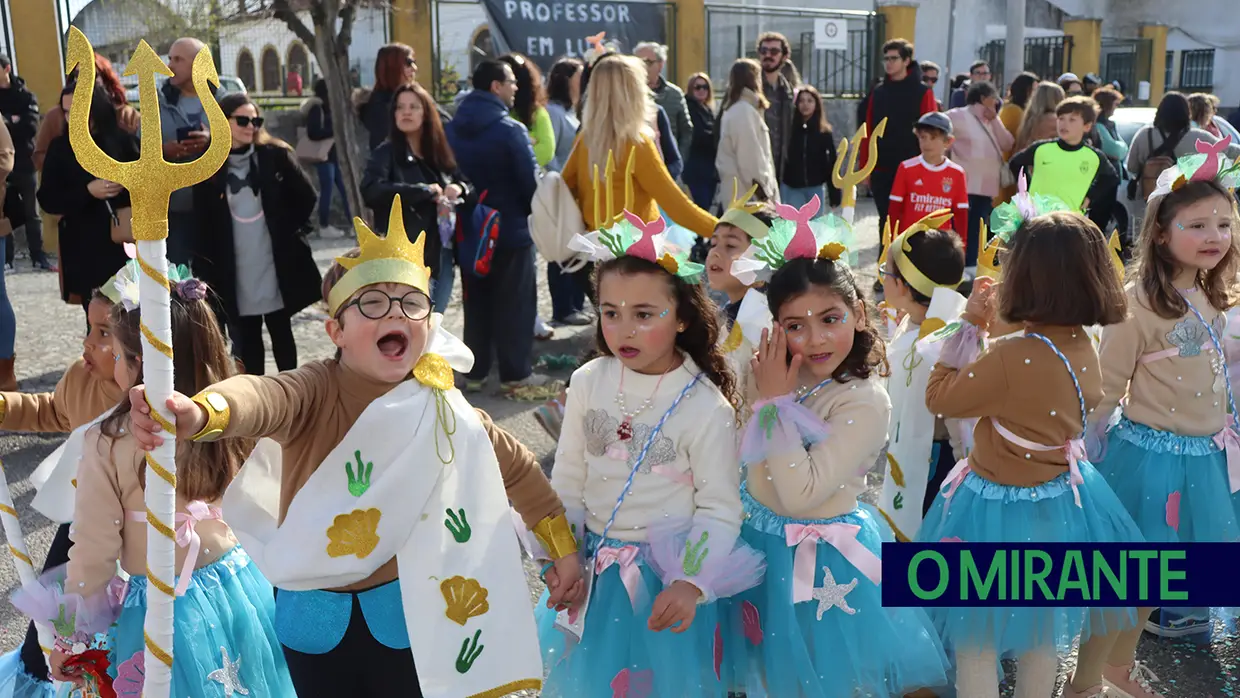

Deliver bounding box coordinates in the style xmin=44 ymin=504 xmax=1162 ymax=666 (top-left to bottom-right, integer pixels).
xmin=361 ymin=83 xmax=473 ymax=312
xmin=37 ymin=84 xmax=134 ymax=313
xmin=191 ymin=94 xmax=320 ymax=374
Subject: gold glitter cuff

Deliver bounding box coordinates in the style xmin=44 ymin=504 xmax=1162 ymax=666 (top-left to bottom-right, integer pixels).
xmin=532 ymin=514 xmax=578 ymax=559
xmin=0 ymin=394 xmax=7 ymax=425
xmin=189 ymin=391 xmax=230 ymax=442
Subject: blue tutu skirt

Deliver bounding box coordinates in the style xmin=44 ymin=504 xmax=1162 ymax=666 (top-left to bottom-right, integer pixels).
xmin=107 ymin=546 xmax=295 ymax=697
xmin=536 ymin=533 xmax=726 ymax=698
xmin=0 ymin=651 xmax=54 ymax=698
xmin=718 ymin=485 xmax=951 ymax=698
xmin=916 ymin=461 xmax=1144 ymax=660
xmin=1095 ymin=417 xmax=1240 ymax=542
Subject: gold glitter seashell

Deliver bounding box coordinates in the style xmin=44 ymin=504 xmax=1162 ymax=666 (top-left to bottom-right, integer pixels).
xmin=720 ymin=323 xmax=744 ymax=354
xmin=440 ymin=575 xmax=490 ymax=626
xmin=326 ymin=508 xmax=382 ymax=559
xmin=1172 ymin=173 xmax=1187 ymax=192
xmin=414 ymin=353 xmax=454 ymax=390
xmin=817 ymin=241 xmax=846 ymax=261
xmin=918 ymin=318 xmax=946 ymax=340
xmin=886 ymin=452 xmax=905 ymax=488
xmin=657 ymin=253 xmax=680 ymax=275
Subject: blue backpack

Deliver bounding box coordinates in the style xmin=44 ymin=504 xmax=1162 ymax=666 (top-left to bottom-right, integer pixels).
xmin=455 ymin=190 xmax=501 ymax=278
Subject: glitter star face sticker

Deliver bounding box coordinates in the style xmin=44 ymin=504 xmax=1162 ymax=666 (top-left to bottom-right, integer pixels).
xmin=207 ymin=647 xmax=249 ymax=696
xmin=812 ymin=567 xmax=858 ymax=619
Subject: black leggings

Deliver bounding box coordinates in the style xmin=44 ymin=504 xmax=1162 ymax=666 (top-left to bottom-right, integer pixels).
xmin=229 ymin=310 xmax=297 ymax=375
xmin=20 ymin=523 xmax=74 ymax=682
xmin=279 ymin=587 xmax=421 ymax=697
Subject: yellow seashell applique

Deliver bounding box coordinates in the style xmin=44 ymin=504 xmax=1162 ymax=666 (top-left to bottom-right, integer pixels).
xmin=326 ymin=508 xmax=382 ymax=559
xmin=720 ymin=323 xmax=744 ymax=354
xmin=886 ymin=452 xmax=905 ymax=488
xmin=414 ymin=353 xmax=454 ymax=390
xmin=441 ymin=575 xmax=490 ymax=626
xmin=918 ymin=318 xmax=946 ymax=340
xmin=817 ymin=241 xmax=846 ymax=262
xmin=657 ymin=253 xmax=680 ymax=275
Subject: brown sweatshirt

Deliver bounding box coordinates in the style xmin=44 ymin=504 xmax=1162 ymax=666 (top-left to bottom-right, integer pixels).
xmin=0 ymin=358 xmax=125 ymax=433
xmin=210 ymin=359 xmax=564 ymax=591
xmin=927 ymin=325 xmax=1101 ymax=487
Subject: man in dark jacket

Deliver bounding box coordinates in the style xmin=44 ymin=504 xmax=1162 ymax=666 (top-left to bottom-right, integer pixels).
xmin=446 ymin=60 xmax=548 ymax=392
xmin=756 ymin=32 xmax=798 ymax=183
xmin=860 ymin=38 xmax=938 ymax=243
xmin=0 ymin=55 xmax=51 ymax=270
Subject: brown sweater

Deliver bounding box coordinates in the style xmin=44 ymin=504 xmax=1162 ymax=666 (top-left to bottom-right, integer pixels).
xmin=0 ymin=359 xmax=124 ymax=433
xmin=211 ymin=359 xmax=564 ymax=591
xmin=927 ymin=325 xmax=1101 ymax=487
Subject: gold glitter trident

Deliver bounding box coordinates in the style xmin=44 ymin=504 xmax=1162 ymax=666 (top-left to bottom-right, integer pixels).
xmin=65 ymin=27 xmax=230 ymax=698
xmin=831 ymin=117 xmax=887 ymax=221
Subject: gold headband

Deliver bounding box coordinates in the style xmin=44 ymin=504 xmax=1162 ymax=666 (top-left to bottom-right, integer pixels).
xmin=888 ymin=209 xmax=962 ymax=297
xmin=716 ymin=180 xmax=768 ymax=240
xmin=327 ymin=195 xmax=432 ymax=316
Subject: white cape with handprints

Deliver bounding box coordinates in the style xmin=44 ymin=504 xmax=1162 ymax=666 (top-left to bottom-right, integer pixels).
xmin=222 ymin=324 xmax=541 ymax=698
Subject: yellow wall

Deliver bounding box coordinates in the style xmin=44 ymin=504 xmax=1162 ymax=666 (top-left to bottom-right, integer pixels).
xmin=10 ymin=0 xmax=64 ymax=252
xmin=1141 ymin=24 xmax=1168 ymax=104
xmin=1063 ymin=18 xmax=1101 ymax=78
xmin=877 ymin=3 xmax=917 ymax=45
xmin=674 ymin=0 xmax=707 ymax=86
xmin=390 ymin=0 xmax=434 ymax=91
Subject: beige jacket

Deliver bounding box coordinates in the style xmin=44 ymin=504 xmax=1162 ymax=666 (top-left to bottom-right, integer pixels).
xmin=716 ymin=89 xmax=779 ymax=203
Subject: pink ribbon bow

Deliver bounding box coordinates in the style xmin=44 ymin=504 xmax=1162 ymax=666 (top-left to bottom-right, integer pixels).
xmin=132 ymin=501 xmax=222 ymax=595
xmin=595 ymin=545 xmax=642 ymax=608
xmin=1193 ymin=135 xmax=1233 ymax=181
xmin=1213 ymin=415 xmax=1240 ymax=494
xmin=622 ymin=211 xmax=666 ymax=263
xmin=775 ymin=196 xmax=822 ymax=260
xmin=783 ymin=522 xmax=881 ymax=603
xmin=939 ymin=458 xmax=973 ymax=499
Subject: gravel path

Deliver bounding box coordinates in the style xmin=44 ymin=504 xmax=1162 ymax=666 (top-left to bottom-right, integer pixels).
xmin=0 ymin=202 xmax=1234 ymax=696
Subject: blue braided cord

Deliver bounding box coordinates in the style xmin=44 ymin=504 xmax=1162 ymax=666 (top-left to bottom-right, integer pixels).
xmin=796 ymin=377 xmax=834 ymax=404
xmin=600 ymin=374 xmax=703 ymax=541
xmin=1181 ymin=297 xmax=1238 ymax=420
xmin=1026 ymin=332 xmax=1087 ymax=439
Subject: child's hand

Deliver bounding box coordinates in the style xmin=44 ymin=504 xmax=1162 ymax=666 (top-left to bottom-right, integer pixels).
xmin=752 ymin=328 xmax=803 ymax=401
xmin=128 ymin=386 xmax=206 ymax=451
xmin=648 ymin=580 xmax=701 ymax=633
xmin=48 ymin=648 xmax=84 ymax=686
xmin=964 ymin=277 xmax=998 ymax=328
xmin=545 ymin=553 xmax=586 ymax=610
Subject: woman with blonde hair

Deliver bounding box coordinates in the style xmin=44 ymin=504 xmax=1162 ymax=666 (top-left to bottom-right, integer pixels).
xmin=716 ymin=58 xmax=779 ymax=202
xmin=561 ymin=54 xmax=715 ymax=236
xmin=1013 ymin=80 xmax=1065 ymax=154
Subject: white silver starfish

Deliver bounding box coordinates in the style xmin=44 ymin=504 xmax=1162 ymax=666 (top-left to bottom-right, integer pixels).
xmin=813 ymin=566 xmax=858 ymax=619
xmin=207 ymin=646 xmax=250 ymax=696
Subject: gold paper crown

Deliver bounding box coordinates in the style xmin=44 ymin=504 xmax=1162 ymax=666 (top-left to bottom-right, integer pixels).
xmin=1108 ymin=228 xmax=1125 ymax=281
xmin=327 ymin=195 xmax=432 ymax=316
xmin=886 ymin=209 xmax=962 ymax=298
xmin=717 ymin=179 xmax=769 ymax=240
xmin=877 ymin=216 xmax=896 ymax=269
xmin=976 ymin=219 xmax=1003 ymax=280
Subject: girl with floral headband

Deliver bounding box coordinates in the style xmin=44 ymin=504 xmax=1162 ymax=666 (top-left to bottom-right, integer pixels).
xmin=720 ymin=196 xmax=951 ymax=698
xmin=536 ymin=210 xmax=763 ymax=698
xmin=13 ymin=271 xmax=297 ymax=697
xmin=1069 ymin=140 xmax=1240 ymax=697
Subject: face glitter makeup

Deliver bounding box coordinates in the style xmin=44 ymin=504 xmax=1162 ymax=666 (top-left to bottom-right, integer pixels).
xmin=658 ymin=308 xmax=669 ymax=318
xmin=1177 ymin=223 xmax=1186 ymax=230
xmin=842 ymin=310 xmax=849 ymax=322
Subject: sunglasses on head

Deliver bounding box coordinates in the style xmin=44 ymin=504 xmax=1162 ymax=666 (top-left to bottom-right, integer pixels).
xmin=232 ymin=115 xmax=264 ymax=127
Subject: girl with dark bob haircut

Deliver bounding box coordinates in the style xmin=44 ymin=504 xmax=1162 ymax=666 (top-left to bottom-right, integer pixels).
xmin=998 ymin=211 xmax=1128 ymax=327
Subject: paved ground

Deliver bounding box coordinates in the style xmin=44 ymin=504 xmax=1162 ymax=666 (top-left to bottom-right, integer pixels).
xmin=0 ymin=201 xmax=1235 ymax=696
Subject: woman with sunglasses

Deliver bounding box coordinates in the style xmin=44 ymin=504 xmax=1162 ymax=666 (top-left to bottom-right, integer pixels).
xmin=682 ymin=72 xmax=718 ymax=211
xmin=191 ymin=93 xmax=321 ymax=374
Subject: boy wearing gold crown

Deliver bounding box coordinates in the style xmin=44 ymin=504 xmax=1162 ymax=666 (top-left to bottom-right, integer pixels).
xmin=876 ymin=209 xmax=969 ymax=541
xmin=125 ymin=197 xmax=584 ymax=698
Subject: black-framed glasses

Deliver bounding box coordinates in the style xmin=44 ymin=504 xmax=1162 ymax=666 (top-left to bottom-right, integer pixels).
xmin=345 ymin=289 xmax=431 ymax=320
xmin=883 ymin=55 xmax=904 ymax=63
xmin=232 ymin=115 xmax=264 ymax=128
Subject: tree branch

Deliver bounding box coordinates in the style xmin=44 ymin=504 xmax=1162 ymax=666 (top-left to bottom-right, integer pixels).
xmin=337 ymin=1 xmax=357 ymax=51
xmin=269 ymin=0 xmax=316 ymax=46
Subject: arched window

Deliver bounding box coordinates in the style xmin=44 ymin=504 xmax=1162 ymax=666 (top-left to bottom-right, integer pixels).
xmin=287 ymin=42 xmax=309 ymax=86
xmin=470 ymin=27 xmax=494 ymax=75
xmin=236 ymin=49 xmax=256 ymax=92
xmin=261 ymin=46 xmax=280 ymax=92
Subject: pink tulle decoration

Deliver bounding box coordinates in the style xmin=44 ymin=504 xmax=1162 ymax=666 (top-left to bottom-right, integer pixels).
xmin=940 ymin=536 xmax=965 ymax=543
xmin=776 ymin=196 xmax=822 ymax=260
xmin=937 ymin=321 xmax=985 ymax=370
xmin=739 ymin=396 xmax=831 ymax=467
xmin=622 ymin=211 xmax=666 ymax=262
xmin=610 ymin=667 xmax=653 ymax=698
xmin=713 ymin=623 xmax=723 ymax=680
xmin=10 ymin=565 xmax=124 ymax=642
xmin=113 ymin=651 xmax=145 ymax=697
xmin=644 ymin=517 xmax=766 ymax=603
xmin=741 ymin=601 xmax=762 ymax=645
xmin=1166 ymin=491 xmax=1181 ymax=533
xmin=1014 ymin=169 xmax=1036 ymax=221
xmin=1193 ymin=136 xmax=1233 ymax=181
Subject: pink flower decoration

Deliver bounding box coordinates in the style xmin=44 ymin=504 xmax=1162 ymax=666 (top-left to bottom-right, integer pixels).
xmin=1193 ymin=136 xmax=1233 ymax=181
xmin=775 ymin=196 xmax=822 ymax=260
xmin=1014 ymin=169 xmax=1036 ymax=221
xmin=622 ymin=211 xmax=666 ymax=263
xmin=113 ymin=651 xmax=145 ymax=697
xmin=741 ymin=600 xmax=762 ymax=646
xmin=713 ymin=622 xmax=723 ymax=680
xmin=1166 ymin=491 xmax=1181 ymax=533
xmin=940 ymin=536 xmax=964 ymax=543
xmin=610 ymin=667 xmax=653 ymax=698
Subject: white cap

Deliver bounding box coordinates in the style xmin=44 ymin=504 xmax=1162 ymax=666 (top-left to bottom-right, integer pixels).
xmin=1057 ymin=72 xmax=1080 ymax=84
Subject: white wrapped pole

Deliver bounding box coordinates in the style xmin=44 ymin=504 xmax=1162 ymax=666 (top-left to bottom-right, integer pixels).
xmin=64 ymin=28 xmax=230 ymax=697
xmin=831 ymin=118 xmax=887 ymax=228
xmin=0 ymin=460 xmax=55 ymax=657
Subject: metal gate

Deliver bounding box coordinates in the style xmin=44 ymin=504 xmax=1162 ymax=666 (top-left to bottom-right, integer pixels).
xmin=979 ymin=35 xmax=1073 ymax=87
xmin=704 ymin=3 xmax=881 ymax=98
xmin=1101 ymin=38 xmax=1152 ymax=103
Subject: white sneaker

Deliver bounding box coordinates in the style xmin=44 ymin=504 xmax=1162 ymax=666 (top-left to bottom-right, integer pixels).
xmin=319 ymin=224 xmax=346 ymax=239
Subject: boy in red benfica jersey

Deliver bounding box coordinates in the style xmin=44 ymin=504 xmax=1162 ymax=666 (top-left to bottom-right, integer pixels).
xmin=887 ymin=112 xmax=970 ymax=244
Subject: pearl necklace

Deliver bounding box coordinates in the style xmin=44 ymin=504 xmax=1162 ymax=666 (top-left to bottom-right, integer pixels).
xmin=607 ymin=365 xmax=673 ymax=461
